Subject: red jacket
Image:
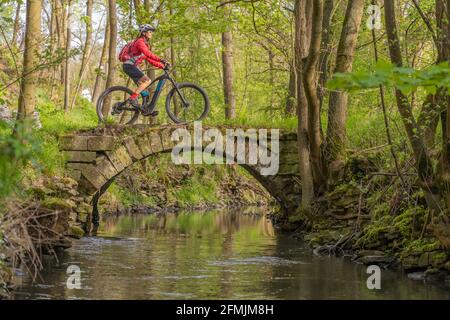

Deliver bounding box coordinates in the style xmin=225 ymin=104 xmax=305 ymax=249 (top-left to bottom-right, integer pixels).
xmin=128 ymin=37 xmax=164 ymax=69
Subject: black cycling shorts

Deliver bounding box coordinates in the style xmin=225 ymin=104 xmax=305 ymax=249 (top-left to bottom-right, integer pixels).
xmin=122 ymin=64 xmax=149 ymax=85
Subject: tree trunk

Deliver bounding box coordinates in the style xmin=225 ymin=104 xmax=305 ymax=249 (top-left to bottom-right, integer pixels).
xmin=59 ymin=1 xmax=67 ymax=86
xmin=49 ymin=0 xmax=57 ymax=99
xmin=144 ymin=0 xmax=157 ymax=125
xmin=134 ymin=0 xmax=144 ymax=23
xmin=325 ymin=0 xmax=364 ymax=169
xmin=221 ymin=3 xmax=236 ymax=120
xmin=318 ymin=0 xmax=334 ymax=106
xmin=169 ymin=15 xmax=177 ymax=116
xmin=12 ymin=2 xmax=21 ymax=46
xmin=53 ymin=0 xmax=63 ymax=88
xmin=92 ymin=17 xmax=110 ymax=106
xmin=17 ymin=0 xmax=42 ymax=122
xmin=222 ymin=31 xmax=236 ymax=119
xmin=63 ymin=1 xmax=72 ymax=111
xmin=268 ymin=49 xmax=275 ymax=111
xmin=440 ymin=0 xmax=450 ymax=210
xmin=78 ymin=0 xmax=93 ymax=80
xmin=417 ymin=93 xmax=440 ymax=148
xmin=103 ymin=0 xmax=118 ymax=117
xmin=384 ymin=0 xmax=440 ymax=211
xmin=295 ymin=0 xmax=314 ymax=212
xmin=285 ymin=62 xmax=296 ymax=116
xmin=303 ymin=0 xmax=327 ymax=189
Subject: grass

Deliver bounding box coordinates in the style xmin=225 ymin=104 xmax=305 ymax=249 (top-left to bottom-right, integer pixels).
xmin=37 ymin=90 xmax=98 ymax=135
xmin=169 ymin=177 xmax=218 ymax=206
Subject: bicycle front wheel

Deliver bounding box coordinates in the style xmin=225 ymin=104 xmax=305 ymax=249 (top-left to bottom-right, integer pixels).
xmin=96 ymin=86 xmax=141 ymax=125
xmin=165 ymin=83 xmax=210 ymax=124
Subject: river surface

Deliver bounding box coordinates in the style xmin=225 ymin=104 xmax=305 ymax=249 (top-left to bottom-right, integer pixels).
xmin=14 ymin=209 xmax=450 ymax=299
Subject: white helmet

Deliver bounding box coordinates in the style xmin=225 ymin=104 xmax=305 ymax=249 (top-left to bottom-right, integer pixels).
xmin=139 ymin=24 xmax=155 ymax=34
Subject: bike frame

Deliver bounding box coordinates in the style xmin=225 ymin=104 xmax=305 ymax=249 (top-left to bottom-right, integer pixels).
xmin=142 ymin=70 xmax=189 ymax=114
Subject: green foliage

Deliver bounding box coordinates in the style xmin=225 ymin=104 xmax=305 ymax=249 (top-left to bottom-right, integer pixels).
xmin=169 ymin=176 xmax=217 ymax=206
xmin=108 ymin=183 xmax=158 ymax=208
xmin=37 ymin=93 xmax=97 ymax=135
xmin=327 ymin=61 xmax=450 ymax=95
xmin=0 ymin=120 xmax=41 ymax=200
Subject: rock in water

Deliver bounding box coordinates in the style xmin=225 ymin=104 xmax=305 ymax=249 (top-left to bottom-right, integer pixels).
xmin=407 ymin=272 xmax=425 ymax=281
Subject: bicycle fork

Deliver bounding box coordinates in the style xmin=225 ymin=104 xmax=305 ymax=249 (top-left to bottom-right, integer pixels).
xmin=169 ymin=78 xmax=190 ymax=108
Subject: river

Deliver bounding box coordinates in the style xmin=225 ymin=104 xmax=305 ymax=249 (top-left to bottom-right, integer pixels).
xmin=14 ymin=209 xmax=450 ymax=299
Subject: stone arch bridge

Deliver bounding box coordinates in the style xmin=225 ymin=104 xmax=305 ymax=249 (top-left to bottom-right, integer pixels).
xmin=59 ymin=124 xmax=301 ymax=233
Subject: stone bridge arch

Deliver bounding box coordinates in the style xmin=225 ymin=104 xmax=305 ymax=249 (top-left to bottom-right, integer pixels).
xmin=59 ymin=125 xmax=301 ymax=233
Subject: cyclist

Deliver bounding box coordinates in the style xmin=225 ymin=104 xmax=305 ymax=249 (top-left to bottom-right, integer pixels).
xmin=121 ymin=24 xmax=170 ymax=116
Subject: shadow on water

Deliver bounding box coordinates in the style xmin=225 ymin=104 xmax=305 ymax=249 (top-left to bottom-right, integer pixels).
xmin=14 ymin=209 xmax=450 ymax=300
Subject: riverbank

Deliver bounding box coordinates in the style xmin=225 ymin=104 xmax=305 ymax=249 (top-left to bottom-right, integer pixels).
xmin=0 ymin=152 xmax=274 ymax=298
xmin=2 ymin=152 xmax=450 ymax=297
xmin=284 ymin=156 xmax=450 ymax=286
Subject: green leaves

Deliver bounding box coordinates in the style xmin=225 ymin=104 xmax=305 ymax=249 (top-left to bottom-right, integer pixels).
xmin=327 ymin=61 xmax=450 ymax=95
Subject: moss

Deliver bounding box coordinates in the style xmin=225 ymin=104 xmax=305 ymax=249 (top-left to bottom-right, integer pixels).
xmin=402 ymin=238 xmax=442 ymax=256
xmin=429 ymin=252 xmax=447 ymax=266
xmin=392 ymin=207 xmax=426 ymax=238
xmin=355 ymin=215 xmax=394 ymax=249
xmin=42 ymin=197 xmax=73 ymax=210
xmin=68 ymin=225 xmax=84 ymax=239
xmin=303 ymin=230 xmax=343 ymax=247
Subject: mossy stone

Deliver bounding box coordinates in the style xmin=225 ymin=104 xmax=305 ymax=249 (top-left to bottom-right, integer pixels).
xmin=68 ymin=225 xmax=84 ymax=239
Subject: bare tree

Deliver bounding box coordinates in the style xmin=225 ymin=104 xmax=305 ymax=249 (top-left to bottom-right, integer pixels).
xmin=221 ymin=2 xmax=236 ymax=119
xmin=17 ymin=0 xmax=42 ymax=122
xmin=294 ymin=0 xmax=314 ymax=211
xmin=78 ymin=0 xmax=94 ymax=80
xmin=92 ymin=16 xmax=110 ymax=106
xmin=103 ymin=0 xmax=118 ymax=117
xmin=63 ymin=0 xmax=72 ymax=111
xmin=303 ymin=0 xmax=326 ymax=189
xmin=12 ymin=2 xmax=22 ymax=46
xmin=325 ymin=0 xmax=364 ymax=172
xmin=384 ymin=0 xmax=440 ymax=211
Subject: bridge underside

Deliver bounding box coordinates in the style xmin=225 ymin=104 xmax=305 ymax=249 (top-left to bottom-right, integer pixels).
xmin=59 ymin=125 xmax=301 ymax=233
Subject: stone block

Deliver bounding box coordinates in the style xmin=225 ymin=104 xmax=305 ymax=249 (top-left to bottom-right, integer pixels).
xmin=135 ymin=135 xmax=152 ymax=157
xmin=280 ymin=140 xmax=298 ymax=153
xmin=66 ymin=169 xmax=81 ymax=181
xmin=80 ymin=164 xmax=108 ymax=190
xmin=280 ymin=132 xmax=297 ymax=141
xmin=65 ymin=151 xmax=97 ymax=163
xmin=59 ymin=135 xmax=88 ymax=151
xmin=278 ymin=163 xmax=299 ymax=175
xmin=87 ymin=136 xmax=116 ymax=151
xmin=160 ymin=128 xmax=175 ymax=150
xmin=123 ymin=137 xmax=144 ymax=161
xmin=279 ymin=151 xmax=299 ymax=165
xmin=105 ymin=145 xmax=133 ymax=172
xmin=95 ymin=155 xmax=119 ymax=180
xmin=67 ymin=162 xmax=89 ymax=171
xmin=147 ymin=132 xmax=163 ymax=153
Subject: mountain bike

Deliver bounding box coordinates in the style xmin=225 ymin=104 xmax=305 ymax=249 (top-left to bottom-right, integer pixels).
xmin=96 ymin=66 xmax=210 ymax=125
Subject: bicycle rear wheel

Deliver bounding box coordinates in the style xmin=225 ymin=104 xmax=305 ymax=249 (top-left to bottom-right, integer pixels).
xmin=96 ymin=86 xmax=141 ymax=125
xmin=165 ymin=83 xmax=210 ymax=124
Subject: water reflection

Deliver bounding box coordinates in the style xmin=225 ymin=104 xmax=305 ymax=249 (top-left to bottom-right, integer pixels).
xmin=15 ymin=210 xmax=450 ymax=300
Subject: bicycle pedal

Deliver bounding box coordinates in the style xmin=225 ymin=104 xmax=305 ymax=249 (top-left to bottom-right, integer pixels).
xmin=143 ymin=110 xmax=159 ymax=117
